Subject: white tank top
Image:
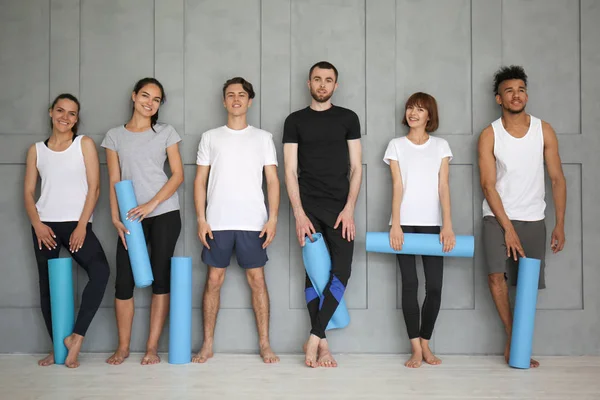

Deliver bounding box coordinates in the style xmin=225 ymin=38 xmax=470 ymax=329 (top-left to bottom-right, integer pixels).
xmin=482 ymin=115 xmax=546 ymax=221
xmin=35 ymin=135 xmax=92 ymax=222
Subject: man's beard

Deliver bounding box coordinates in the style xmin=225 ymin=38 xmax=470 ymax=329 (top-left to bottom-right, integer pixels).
xmin=503 ymin=103 xmax=526 ymax=114
xmin=310 ymin=88 xmax=333 ymax=103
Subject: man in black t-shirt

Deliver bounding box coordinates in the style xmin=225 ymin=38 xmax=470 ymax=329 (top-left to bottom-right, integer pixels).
xmin=283 ymin=61 xmax=362 ymax=368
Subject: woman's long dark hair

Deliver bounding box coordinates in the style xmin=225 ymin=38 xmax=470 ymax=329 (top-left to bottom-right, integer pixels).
xmin=49 ymin=93 xmax=81 ymax=135
xmin=131 ymin=77 xmax=166 ymax=132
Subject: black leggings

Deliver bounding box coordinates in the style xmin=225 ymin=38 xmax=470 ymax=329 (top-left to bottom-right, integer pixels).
xmin=397 ymin=225 xmax=443 ymax=340
xmin=115 ymin=210 xmax=181 ymax=300
xmin=303 ymin=205 xmax=354 ymax=339
xmin=32 ymin=222 xmax=110 ymax=338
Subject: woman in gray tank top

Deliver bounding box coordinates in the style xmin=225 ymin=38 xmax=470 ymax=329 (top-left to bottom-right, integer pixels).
xmin=102 ymin=78 xmax=184 ymax=366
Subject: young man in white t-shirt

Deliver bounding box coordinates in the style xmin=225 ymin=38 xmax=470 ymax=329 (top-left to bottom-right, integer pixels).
xmin=193 ymin=77 xmax=280 ymax=364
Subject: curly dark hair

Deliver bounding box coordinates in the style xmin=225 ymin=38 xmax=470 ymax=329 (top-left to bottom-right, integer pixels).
xmin=493 ymin=65 xmax=528 ymax=95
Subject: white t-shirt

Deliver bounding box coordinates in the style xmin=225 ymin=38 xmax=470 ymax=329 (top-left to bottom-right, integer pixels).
xmin=383 ymin=136 xmax=453 ymax=226
xmin=196 ymin=125 xmax=278 ymax=231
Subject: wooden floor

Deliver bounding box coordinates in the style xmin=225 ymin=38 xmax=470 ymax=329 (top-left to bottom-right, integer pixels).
xmin=1 ymin=353 xmax=599 ymax=399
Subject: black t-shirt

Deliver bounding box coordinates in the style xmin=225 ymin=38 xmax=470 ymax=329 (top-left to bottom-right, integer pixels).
xmin=283 ymin=105 xmax=361 ymax=213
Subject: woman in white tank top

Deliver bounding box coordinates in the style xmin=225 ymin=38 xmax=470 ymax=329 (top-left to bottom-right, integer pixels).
xmin=23 ymin=94 xmax=110 ymax=368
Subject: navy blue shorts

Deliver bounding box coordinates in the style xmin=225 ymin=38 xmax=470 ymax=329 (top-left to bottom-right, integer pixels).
xmin=201 ymin=230 xmax=268 ymax=269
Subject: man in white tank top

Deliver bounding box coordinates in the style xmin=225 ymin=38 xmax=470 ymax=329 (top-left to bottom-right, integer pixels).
xmin=478 ymin=66 xmax=567 ymax=368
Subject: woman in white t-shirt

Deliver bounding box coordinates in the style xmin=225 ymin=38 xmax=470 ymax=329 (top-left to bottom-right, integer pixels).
xmin=383 ymin=92 xmax=455 ymax=368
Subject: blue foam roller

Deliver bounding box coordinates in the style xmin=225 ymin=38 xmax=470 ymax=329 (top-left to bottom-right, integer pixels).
xmin=115 ymin=180 xmax=153 ymax=288
xmin=302 ymin=233 xmax=350 ymax=330
xmin=169 ymin=257 xmax=192 ymax=364
xmin=48 ymin=258 xmax=75 ymax=365
xmin=509 ymin=257 xmax=541 ymax=369
xmin=366 ymin=232 xmax=475 ymax=258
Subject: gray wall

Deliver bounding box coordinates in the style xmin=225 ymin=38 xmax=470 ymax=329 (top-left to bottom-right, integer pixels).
xmin=1 ymin=0 xmax=599 ymax=356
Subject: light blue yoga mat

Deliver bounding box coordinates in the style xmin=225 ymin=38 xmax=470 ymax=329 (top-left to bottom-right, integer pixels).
xmin=115 ymin=180 xmax=153 ymax=288
xmin=366 ymin=232 xmax=475 ymax=258
xmin=48 ymin=258 xmax=75 ymax=365
xmin=509 ymin=257 xmax=541 ymax=369
xmin=302 ymin=233 xmax=350 ymax=330
xmin=168 ymin=257 xmax=192 ymax=365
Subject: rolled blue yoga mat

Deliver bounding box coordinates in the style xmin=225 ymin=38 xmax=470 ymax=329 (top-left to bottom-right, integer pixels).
xmin=169 ymin=257 xmax=192 ymax=364
xmin=302 ymin=233 xmax=350 ymax=330
xmin=48 ymin=258 xmax=75 ymax=365
xmin=509 ymin=257 xmax=541 ymax=369
xmin=115 ymin=180 xmax=153 ymax=288
xmin=366 ymin=232 xmax=475 ymax=258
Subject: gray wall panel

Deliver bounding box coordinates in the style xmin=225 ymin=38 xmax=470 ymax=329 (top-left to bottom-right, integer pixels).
xmin=0 ymin=165 xmax=44 ymax=307
xmin=184 ymin=0 xmax=261 ymax=136
xmin=472 ymin=0 xmax=503 ymax=134
xmin=365 ymin=0 xmax=398 ymax=319
xmin=1 ymin=0 xmax=598 ymax=356
xmin=0 ymin=0 xmax=50 ymax=135
xmin=290 ymin=0 xmax=366 ymax=132
xmin=580 ymin=2 xmax=600 ymax=356
xmin=502 ymin=0 xmax=580 ymax=134
xmin=537 ymin=164 xmax=583 ymax=310
xmin=155 ymin=0 xmax=185 ymax=136
xmin=79 ymin=0 xmax=154 ymax=135
xmin=396 ymin=0 xmax=472 ymax=135
xmin=50 ymin=0 xmax=80 ymax=100
xmin=0 ymin=309 xmax=52 ymax=353
xmin=443 ymin=164 xmax=475 ymax=310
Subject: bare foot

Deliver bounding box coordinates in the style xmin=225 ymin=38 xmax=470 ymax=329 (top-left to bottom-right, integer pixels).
xmin=260 ymin=345 xmax=280 ymax=364
xmin=405 ymin=338 xmax=423 ymax=368
xmin=192 ymin=342 xmax=213 ymax=364
xmin=316 ymin=339 xmax=337 ymax=368
xmin=420 ymin=339 xmax=441 ymax=366
xmin=141 ymin=348 xmax=161 ymax=365
xmin=530 ymin=358 xmax=540 ymax=368
xmin=38 ymin=352 xmax=54 ymax=367
xmin=317 ymin=340 xmax=337 ymax=368
xmin=422 ymin=347 xmax=441 ymax=365
xmin=304 ymin=334 xmax=320 ymax=368
xmin=63 ymin=334 xmax=84 ymax=368
xmin=505 ymin=340 xmax=539 ymax=368
xmin=106 ymin=348 xmax=130 ymax=365
xmin=405 ymin=350 xmax=423 ymax=368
